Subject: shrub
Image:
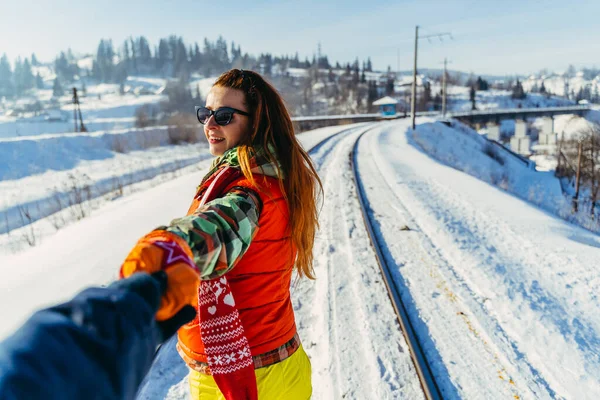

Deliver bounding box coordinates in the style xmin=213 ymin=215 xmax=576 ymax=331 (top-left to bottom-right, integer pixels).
xmin=135 ymin=104 xmax=160 ymax=128
xmin=167 ymin=113 xmax=201 ymax=144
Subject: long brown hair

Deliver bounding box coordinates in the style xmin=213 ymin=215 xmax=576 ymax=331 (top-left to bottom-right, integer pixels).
xmin=214 ymin=69 xmax=322 ymax=279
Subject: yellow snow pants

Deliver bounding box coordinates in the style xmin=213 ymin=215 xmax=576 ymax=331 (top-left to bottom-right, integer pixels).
xmin=188 ymin=344 xmax=312 ymax=400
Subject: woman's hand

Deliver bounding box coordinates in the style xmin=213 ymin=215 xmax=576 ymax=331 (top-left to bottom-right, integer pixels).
xmin=120 ymin=230 xmax=200 ymax=322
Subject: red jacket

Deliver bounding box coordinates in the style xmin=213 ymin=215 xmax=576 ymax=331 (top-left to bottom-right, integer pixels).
xmin=177 ymin=174 xmax=297 ymax=364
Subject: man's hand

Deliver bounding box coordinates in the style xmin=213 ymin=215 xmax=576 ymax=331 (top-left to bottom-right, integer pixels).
xmin=110 ymin=271 xmax=196 ymax=342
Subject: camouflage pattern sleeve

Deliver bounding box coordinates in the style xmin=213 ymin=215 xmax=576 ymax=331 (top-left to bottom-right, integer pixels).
xmin=163 ymin=187 xmax=262 ymax=280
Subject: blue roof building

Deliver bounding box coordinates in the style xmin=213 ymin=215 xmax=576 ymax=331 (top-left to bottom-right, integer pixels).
xmin=373 ymin=96 xmax=398 ymax=116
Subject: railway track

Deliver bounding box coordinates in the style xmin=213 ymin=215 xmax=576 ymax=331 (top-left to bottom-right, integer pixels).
xmin=349 ymin=126 xmax=443 ymax=400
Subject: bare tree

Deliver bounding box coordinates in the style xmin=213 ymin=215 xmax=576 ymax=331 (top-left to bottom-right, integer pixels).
xmin=582 ymin=124 xmax=600 ymax=216
xmin=560 ymin=123 xmax=600 ymax=216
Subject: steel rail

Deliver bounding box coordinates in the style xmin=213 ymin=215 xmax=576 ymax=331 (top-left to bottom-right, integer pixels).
xmin=349 ymin=127 xmax=443 ymax=400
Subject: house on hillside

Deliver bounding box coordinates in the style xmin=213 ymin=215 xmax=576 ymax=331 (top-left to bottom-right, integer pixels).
xmin=373 ymin=96 xmax=398 ymax=116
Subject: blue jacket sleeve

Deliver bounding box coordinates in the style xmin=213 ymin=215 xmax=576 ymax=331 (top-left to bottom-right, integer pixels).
xmin=0 ymin=274 xmax=162 ymax=400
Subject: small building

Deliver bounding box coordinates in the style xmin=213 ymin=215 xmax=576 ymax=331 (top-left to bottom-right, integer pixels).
xmin=373 ymin=96 xmax=398 ymax=116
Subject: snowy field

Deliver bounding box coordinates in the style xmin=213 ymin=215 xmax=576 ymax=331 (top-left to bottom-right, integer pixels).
xmin=1 ymin=117 xmax=599 ymax=399
xmin=0 ymin=75 xmax=216 ymax=139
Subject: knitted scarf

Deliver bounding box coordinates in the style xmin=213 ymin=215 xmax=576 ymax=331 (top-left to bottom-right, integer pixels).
xmin=195 ymin=146 xmax=281 ymax=400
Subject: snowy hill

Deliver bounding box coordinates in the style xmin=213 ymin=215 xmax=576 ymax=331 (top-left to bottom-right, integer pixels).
xmin=412 ymin=118 xmax=599 ymax=233
xmin=523 ymin=70 xmax=600 ymax=101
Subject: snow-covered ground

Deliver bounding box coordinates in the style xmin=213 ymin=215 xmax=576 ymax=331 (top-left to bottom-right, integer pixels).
xmin=0 ymin=84 xmax=162 ymax=139
xmin=0 ymin=125 xmax=211 ymax=254
xmin=359 ymin=119 xmax=600 ymax=399
xmin=523 ymin=71 xmax=600 ymax=100
xmin=1 ymin=116 xmax=599 ymax=399
xmin=139 ymin=122 xmax=425 ymax=399
xmin=0 ymin=123 xmax=363 ymax=339
xmin=439 ymin=86 xmax=574 ymax=113
xmin=0 ymin=75 xmax=216 ymax=139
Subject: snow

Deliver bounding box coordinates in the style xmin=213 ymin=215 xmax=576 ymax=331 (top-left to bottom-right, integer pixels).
xmin=523 ymin=74 xmax=600 ymax=99
xmin=77 ymin=56 xmax=94 ymax=71
xmin=447 ymin=88 xmax=573 ymax=112
xmin=0 ymin=125 xmax=210 ymax=253
xmin=0 ymin=123 xmax=361 ymax=337
xmin=139 ymin=122 xmax=424 ymax=399
xmin=0 ymin=91 xmax=165 ymax=138
xmin=189 ymin=76 xmax=216 ymax=99
xmin=0 ymin=75 xmax=223 ymax=140
xmin=1 ymin=115 xmax=599 ymax=398
xmin=411 ymin=119 xmax=599 ymax=233
xmin=358 ymin=118 xmax=600 ymax=398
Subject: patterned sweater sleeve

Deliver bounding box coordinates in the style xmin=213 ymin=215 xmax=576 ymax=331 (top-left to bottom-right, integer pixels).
xmin=162 ymin=187 xmax=262 ymax=280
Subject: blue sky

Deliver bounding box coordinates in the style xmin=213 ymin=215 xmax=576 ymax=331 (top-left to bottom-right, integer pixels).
xmin=2 ymin=0 xmax=599 ymax=76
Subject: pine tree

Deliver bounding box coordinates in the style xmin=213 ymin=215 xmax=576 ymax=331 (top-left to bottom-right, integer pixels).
xmin=35 ymin=73 xmax=44 ymax=89
xmin=328 ymin=68 xmax=335 ymax=83
xmin=173 ymin=37 xmax=190 ymax=80
xmin=511 ymin=79 xmax=526 ymax=100
xmin=55 ymin=52 xmax=71 ymax=82
xmin=215 ymin=36 xmax=229 ymax=72
xmin=31 ymin=53 xmax=39 ymax=66
xmin=434 ymin=93 xmax=442 ymax=110
xmin=13 ymin=57 xmax=25 ymax=96
xmin=422 ymin=81 xmax=432 ymax=109
xmin=129 ymin=37 xmax=138 ymax=74
xmin=367 ymin=81 xmax=378 ymax=111
xmin=386 ymin=78 xmax=394 ymax=95
xmin=157 ymin=39 xmax=170 ymax=73
xmin=192 ymin=43 xmax=201 ymax=70
xmin=95 ymin=39 xmax=115 ymax=82
xmin=138 ymin=36 xmax=152 ymax=67
xmin=203 ymin=38 xmax=213 ymax=76
xmin=22 ymin=59 xmax=35 ymax=90
xmin=476 ymin=76 xmax=489 ymax=91
xmin=352 ymin=59 xmax=359 ymax=85
xmin=123 ymin=40 xmax=131 ymax=74
xmin=52 ymin=77 xmax=63 ymax=97
xmin=0 ymin=54 xmax=14 ymax=98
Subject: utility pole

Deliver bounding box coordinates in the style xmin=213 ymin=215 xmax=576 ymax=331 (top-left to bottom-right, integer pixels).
xmin=72 ymin=87 xmax=87 ymax=133
xmin=410 ymin=26 xmax=452 ymax=130
xmin=442 ymin=57 xmax=448 ymax=117
xmin=574 ymin=140 xmax=583 ymax=213
xmin=411 ymin=26 xmax=419 ymax=130
xmin=73 ymin=88 xmax=78 ymax=133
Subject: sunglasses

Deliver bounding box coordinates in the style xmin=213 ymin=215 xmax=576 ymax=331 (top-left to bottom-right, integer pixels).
xmin=195 ymin=106 xmax=250 ymax=126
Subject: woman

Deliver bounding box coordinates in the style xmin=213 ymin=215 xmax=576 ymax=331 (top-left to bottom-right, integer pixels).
xmin=120 ymin=69 xmax=322 ymax=400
